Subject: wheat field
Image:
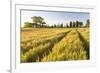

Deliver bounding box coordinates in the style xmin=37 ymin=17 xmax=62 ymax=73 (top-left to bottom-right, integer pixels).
xmin=21 ymin=28 xmax=90 ymax=63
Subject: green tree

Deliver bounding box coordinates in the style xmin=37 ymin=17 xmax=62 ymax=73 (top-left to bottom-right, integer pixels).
xmin=66 ymin=23 xmax=69 ymax=28
xmin=31 ymin=16 xmax=46 ymax=25
xmin=60 ymin=23 xmax=63 ymax=28
xmin=41 ymin=22 xmax=46 ymax=27
xmin=73 ymin=21 xmax=76 ymax=28
xmin=23 ymin=22 xmax=32 ymax=28
xmin=76 ymin=21 xmax=79 ymax=28
xmin=79 ymin=22 xmax=83 ymax=27
xmin=86 ymin=19 xmax=90 ymax=27
xmin=69 ymin=21 xmax=72 ymax=28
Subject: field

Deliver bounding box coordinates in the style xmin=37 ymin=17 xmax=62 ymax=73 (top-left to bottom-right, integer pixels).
xmin=21 ymin=28 xmax=90 ymax=63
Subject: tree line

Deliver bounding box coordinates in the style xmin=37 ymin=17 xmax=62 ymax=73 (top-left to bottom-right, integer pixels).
xmin=23 ymin=16 xmax=90 ymax=28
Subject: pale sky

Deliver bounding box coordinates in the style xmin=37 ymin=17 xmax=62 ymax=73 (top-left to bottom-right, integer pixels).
xmin=21 ymin=10 xmax=90 ymax=27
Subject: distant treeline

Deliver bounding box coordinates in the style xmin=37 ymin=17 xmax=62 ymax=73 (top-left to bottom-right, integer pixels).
xmin=23 ymin=16 xmax=90 ymax=28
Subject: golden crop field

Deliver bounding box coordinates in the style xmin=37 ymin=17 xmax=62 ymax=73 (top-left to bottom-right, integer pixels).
xmin=21 ymin=28 xmax=90 ymax=63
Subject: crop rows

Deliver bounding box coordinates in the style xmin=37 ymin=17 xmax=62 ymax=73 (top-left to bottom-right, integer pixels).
xmin=21 ymin=28 xmax=89 ymax=63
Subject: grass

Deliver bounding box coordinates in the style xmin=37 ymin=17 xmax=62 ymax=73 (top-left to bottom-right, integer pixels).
xmin=21 ymin=28 xmax=90 ymax=63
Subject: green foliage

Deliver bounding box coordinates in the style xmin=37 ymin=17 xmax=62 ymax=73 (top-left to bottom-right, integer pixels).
xmin=23 ymin=16 xmax=88 ymax=28
xmin=79 ymin=22 xmax=83 ymax=27
xmin=76 ymin=21 xmax=79 ymax=27
xmin=69 ymin=21 xmax=73 ymax=28
xmin=31 ymin=16 xmax=45 ymax=25
xmin=73 ymin=21 xmax=76 ymax=27
xmin=23 ymin=22 xmax=32 ymax=28
xmin=86 ymin=19 xmax=90 ymax=27
xmin=66 ymin=23 xmax=69 ymax=28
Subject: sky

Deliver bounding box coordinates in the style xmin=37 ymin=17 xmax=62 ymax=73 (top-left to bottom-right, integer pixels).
xmin=21 ymin=10 xmax=90 ymax=27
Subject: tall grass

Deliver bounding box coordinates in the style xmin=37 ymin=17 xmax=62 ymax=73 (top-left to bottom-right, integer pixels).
xmin=42 ymin=30 xmax=88 ymax=61
xmin=21 ymin=28 xmax=89 ymax=63
xmin=21 ymin=30 xmax=70 ymax=62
